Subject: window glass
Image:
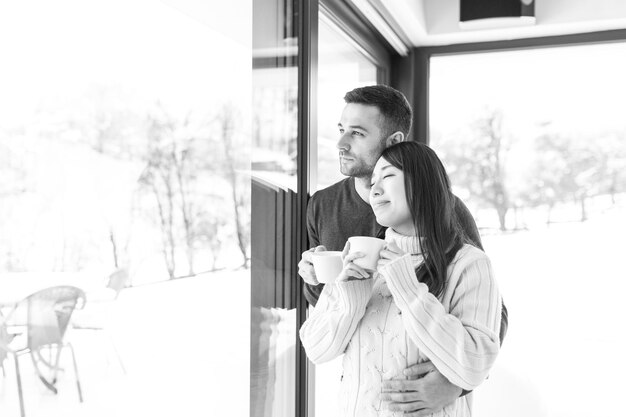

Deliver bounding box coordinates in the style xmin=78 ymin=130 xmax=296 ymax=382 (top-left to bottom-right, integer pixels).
xmin=251 ymin=0 xmax=298 ymax=416
xmin=312 ymin=12 xmax=379 ymax=417
xmin=0 ymin=0 xmax=250 ymax=415
xmin=430 ymin=43 xmax=626 ymax=417
xmin=315 ymin=14 xmax=378 ymax=191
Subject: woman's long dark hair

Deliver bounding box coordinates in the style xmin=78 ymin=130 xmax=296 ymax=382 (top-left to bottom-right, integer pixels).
xmin=380 ymin=141 xmax=467 ymax=298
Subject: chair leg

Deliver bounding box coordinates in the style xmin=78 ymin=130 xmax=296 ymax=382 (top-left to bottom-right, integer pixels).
xmin=66 ymin=343 xmax=83 ymax=402
xmin=30 ymin=349 xmax=58 ymax=395
xmin=51 ymin=345 xmax=63 ymax=384
xmin=13 ymin=354 xmax=25 ymax=417
xmin=106 ymin=332 xmax=126 ymax=374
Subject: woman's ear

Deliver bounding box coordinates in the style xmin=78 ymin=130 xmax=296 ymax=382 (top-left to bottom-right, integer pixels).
xmin=385 ymin=131 xmax=405 ymax=147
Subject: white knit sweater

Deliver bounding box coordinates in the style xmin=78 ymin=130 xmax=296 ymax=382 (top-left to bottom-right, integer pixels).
xmin=299 ymin=228 xmax=502 ymax=417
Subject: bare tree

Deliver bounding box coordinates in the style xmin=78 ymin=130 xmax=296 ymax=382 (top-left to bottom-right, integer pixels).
xmin=441 ymin=109 xmax=511 ymax=231
xmin=138 ymin=113 xmax=178 ymax=279
xmin=215 ymin=105 xmax=250 ymax=268
xmin=135 ymin=102 xmax=250 ymax=277
xmin=530 ymin=132 xmax=605 ymax=222
xmin=169 ymin=116 xmax=200 ymax=276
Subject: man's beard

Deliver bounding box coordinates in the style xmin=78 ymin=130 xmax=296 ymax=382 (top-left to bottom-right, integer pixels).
xmin=339 ymin=142 xmax=385 ymax=179
xmin=339 ymin=158 xmax=374 ymax=178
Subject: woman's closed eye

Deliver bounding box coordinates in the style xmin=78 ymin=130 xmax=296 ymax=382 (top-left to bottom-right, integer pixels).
xmin=370 ymin=175 xmax=394 ymax=187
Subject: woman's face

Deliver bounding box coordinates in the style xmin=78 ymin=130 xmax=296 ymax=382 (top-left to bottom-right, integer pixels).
xmin=370 ymin=157 xmax=415 ymax=235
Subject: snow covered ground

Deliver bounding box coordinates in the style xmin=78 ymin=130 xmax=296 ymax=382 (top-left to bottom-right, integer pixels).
xmin=0 ymin=269 xmax=250 ymax=417
xmin=475 ymin=200 xmax=626 ymax=417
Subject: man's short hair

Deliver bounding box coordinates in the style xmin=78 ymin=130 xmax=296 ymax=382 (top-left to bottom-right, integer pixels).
xmin=344 ymin=85 xmax=412 ymax=139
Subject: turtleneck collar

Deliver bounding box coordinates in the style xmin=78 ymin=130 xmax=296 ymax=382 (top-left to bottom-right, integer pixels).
xmin=385 ymin=228 xmax=423 ymax=255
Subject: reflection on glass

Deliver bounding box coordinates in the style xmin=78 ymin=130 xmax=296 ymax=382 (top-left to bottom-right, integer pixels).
xmin=0 ymin=1 xmax=251 ymax=416
xmin=251 ymin=0 xmax=298 ymax=416
xmin=430 ymin=44 xmax=626 ymax=417
xmin=316 ymin=14 xmax=378 ymax=191
xmin=252 ymin=0 xmax=298 ymax=192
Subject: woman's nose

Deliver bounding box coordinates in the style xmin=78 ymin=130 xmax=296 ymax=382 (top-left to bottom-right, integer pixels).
xmin=371 ymin=182 xmax=382 ymax=197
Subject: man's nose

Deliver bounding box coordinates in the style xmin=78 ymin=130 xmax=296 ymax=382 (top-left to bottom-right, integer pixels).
xmin=337 ymin=132 xmax=350 ymax=151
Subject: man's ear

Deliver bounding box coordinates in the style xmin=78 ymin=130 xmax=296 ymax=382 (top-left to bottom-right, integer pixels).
xmin=385 ymin=131 xmax=405 ymax=147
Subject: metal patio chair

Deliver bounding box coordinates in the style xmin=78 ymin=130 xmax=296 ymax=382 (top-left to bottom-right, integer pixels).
xmin=0 ymin=285 xmax=85 ymax=417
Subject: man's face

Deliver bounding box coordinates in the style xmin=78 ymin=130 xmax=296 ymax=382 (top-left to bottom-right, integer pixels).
xmin=337 ymin=103 xmax=387 ymax=178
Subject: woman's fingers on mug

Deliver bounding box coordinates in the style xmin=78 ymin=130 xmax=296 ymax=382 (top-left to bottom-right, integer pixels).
xmin=340 ymin=262 xmax=369 ymax=280
xmin=337 ymin=254 xmax=369 ymax=281
xmin=380 ymin=242 xmax=405 ymax=260
xmin=377 ymin=258 xmax=389 ymax=269
xmin=386 ymin=241 xmax=403 ymax=254
xmin=379 ymin=248 xmax=398 ymax=261
xmin=343 ymin=250 xmax=365 ymax=266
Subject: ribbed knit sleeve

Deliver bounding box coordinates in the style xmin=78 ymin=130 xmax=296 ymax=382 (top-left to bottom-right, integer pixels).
xmin=380 ymin=248 xmax=501 ymax=391
xmin=299 ymin=278 xmax=373 ymax=364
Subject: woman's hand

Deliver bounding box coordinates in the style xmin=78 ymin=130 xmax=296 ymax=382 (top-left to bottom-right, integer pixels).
xmin=377 ymin=241 xmax=406 ymax=270
xmin=337 ymin=241 xmax=371 ymax=282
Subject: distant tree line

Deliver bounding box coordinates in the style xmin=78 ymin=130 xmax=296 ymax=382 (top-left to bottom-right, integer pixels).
xmin=437 ymin=109 xmax=626 ymax=231
xmin=133 ymin=103 xmax=250 ymax=278
xmin=0 ymin=87 xmax=250 ymax=277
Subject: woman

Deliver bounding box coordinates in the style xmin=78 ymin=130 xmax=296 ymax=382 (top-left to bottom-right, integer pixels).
xmin=299 ymin=141 xmax=502 ymax=417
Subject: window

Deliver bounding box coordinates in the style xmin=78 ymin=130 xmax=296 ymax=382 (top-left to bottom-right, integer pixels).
xmin=429 ymin=43 xmax=626 ymax=416
xmin=315 ymin=13 xmax=379 ymax=191
xmin=0 ymin=1 xmax=251 ymax=415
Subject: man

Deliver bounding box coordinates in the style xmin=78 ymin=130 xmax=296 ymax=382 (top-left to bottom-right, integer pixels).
xmin=298 ymin=85 xmax=508 ymax=415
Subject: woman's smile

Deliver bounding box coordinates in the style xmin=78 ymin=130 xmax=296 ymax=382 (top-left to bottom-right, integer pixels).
xmin=372 ymin=200 xmax=390 ymax=210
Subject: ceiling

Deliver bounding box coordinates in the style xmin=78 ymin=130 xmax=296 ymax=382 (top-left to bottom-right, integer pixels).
xmin=350 ymin=0 xmax=626 ymax=53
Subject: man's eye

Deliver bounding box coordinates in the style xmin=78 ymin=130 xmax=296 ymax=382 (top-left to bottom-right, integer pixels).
xmin=352 ymin=131 xmax=363 ymax=137
xmin=339 ymin=128 xmax=344 ymax=134
xmin=383 ymin=174 xmax=394 ymax=179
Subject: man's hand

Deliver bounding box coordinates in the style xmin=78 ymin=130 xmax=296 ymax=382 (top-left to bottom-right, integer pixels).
xmin=297 ymin=246 xmax=326 ymax=285
xmin=380 ymin=360 xmax=462 ymax=416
